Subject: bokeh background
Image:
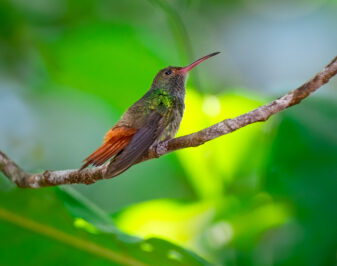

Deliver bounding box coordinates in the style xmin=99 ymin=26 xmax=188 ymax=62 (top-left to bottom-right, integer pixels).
xmin=0 ymin=0 xmax=337 ymax=265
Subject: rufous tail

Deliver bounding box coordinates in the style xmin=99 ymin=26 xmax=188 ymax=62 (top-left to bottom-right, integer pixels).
xmin=79 ymin=126 xmax=137 ymax=170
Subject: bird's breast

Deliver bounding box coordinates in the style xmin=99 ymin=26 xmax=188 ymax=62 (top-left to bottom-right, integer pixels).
xmin=158 ymin=98 xmax=185 ymax=141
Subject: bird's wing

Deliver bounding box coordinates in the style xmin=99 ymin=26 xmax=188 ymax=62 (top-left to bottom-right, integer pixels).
xmin=80 ymin=126 xmax=137 ymax=170
xmin=105 ymin=111 xmax=166 ymax=178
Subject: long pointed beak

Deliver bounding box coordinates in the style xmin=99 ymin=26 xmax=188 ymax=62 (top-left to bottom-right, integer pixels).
xmin=179 ymin=52 xmax=220 ymax=74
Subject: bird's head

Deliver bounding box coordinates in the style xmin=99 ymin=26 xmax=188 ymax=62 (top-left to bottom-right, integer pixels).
xmin=151 ymin=52 xmax=220 ymax=93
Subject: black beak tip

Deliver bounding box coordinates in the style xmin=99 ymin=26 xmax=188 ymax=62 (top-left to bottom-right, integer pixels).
xmin=209 ymin=51 xmax=220 ymax=57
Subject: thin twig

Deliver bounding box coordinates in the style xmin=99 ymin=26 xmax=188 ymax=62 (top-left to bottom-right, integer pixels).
xmin=0 ymin=55 xmax=336 ymax=188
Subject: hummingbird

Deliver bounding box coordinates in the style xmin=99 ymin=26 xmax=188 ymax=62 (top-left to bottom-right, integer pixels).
xmin=80 ymin=52 xmax=220 ymax=178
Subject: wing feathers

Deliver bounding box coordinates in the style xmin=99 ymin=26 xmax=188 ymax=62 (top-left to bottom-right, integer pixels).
xmin=105 ymin=111 xmax=164 ymax=178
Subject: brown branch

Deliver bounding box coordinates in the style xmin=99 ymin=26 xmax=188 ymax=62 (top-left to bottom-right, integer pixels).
xmin=1 ymin=55 xmax=337 ymax=188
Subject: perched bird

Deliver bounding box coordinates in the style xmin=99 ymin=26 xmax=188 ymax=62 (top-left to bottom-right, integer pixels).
xmin=80 ymin=52 xmax=220 ymax=178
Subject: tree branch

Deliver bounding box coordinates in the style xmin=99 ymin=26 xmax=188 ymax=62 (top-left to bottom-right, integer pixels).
xmin=1 ymin=55 xmax=337 ymax=188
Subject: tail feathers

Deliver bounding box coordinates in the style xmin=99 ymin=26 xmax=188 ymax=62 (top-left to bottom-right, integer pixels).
xmin=80 ymin=126 xmax=137 ymax=171
xmin=79 ymin=137 xmax=131 ymax=170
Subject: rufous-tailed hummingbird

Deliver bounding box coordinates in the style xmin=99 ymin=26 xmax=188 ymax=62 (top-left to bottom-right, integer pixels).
xmin=80 ymin=52 xmax=220 ymax=178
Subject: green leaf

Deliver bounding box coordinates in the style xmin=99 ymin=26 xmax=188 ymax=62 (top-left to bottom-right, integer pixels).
xmin=0 ymin=187 xmax=210 ymax=266
xmin=57 ymin=186 xmax=124 ymax=234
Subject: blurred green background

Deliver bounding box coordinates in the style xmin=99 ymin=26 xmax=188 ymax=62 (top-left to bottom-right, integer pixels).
xmin=0 ymin=0 xmax=337 ymax=265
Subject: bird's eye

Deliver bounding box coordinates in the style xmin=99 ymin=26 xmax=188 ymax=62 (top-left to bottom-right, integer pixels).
xmin=165 ymin=69 xmax=172 ymax=75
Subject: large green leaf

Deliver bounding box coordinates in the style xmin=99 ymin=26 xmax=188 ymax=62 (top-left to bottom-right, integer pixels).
xmin=0 ymin=186 xmax=210 ymax=266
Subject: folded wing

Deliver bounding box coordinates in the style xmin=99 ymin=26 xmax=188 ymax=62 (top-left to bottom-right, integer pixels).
xmin=105 ymin=111 xmax=165 ymax=178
